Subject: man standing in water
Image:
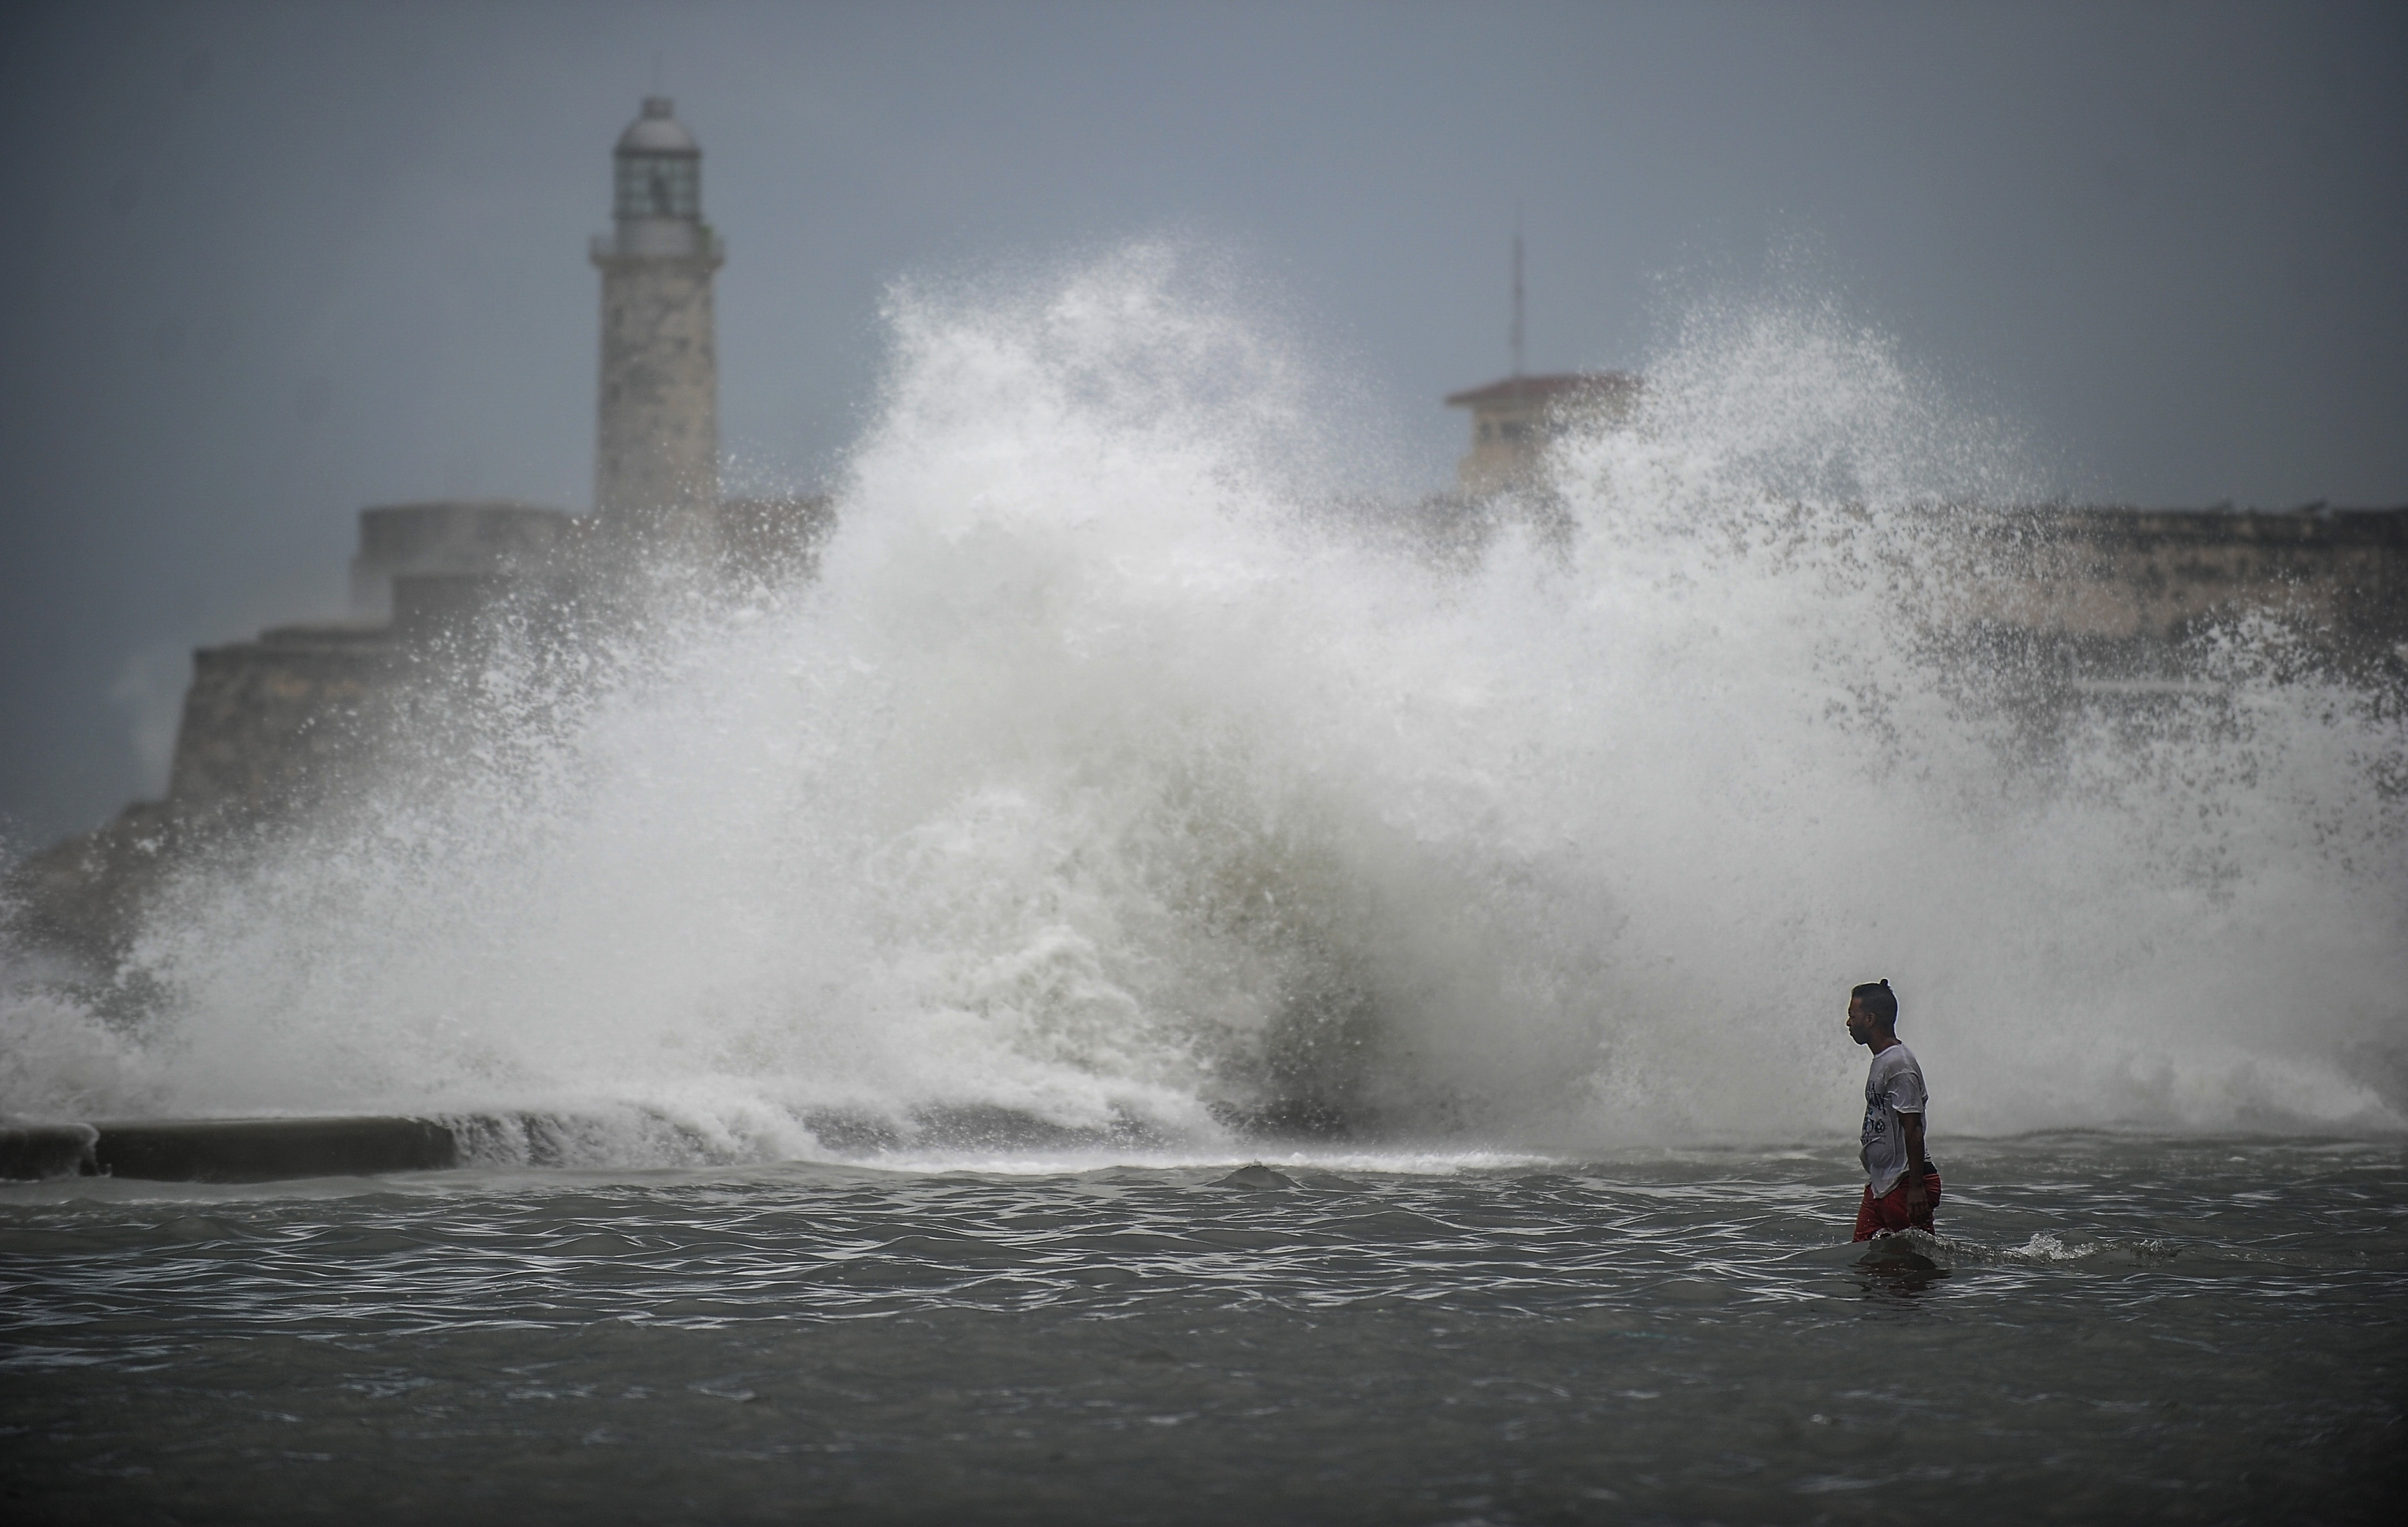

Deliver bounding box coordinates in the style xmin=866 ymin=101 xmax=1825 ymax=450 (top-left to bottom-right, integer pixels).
xmin=1847 ymin=979 xmax=1940 ymax=1240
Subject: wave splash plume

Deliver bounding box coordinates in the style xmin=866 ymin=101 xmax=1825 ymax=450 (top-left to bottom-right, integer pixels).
xmin=8 ymin=246 xmax=2403 ymax=1160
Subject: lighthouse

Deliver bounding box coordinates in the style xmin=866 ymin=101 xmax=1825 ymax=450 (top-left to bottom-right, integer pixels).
xmin=591 ymin=96 xmax=723 ymax=552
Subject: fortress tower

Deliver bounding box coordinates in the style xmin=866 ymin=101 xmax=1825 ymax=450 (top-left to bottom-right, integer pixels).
xmin=591 ymin=97 xmax=724 ymax=550
xmin=1444 ymin=372 xmax=1639 ymax=496
xmin=1443 ymin=231 xmax=1640 ymax=496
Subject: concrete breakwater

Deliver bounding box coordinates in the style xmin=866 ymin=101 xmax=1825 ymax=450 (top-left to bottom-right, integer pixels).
xmin=0 ymin=1116 xmax=457 ymax=1184
xmin=0 ymin=1104 xmax=1194 ymax=1184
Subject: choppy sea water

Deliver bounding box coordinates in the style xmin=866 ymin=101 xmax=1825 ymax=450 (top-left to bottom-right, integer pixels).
xmin=3 ymin=1136 xmax=2400 ymax=1524
xmin=6 ymin=250 xmax=2405 ymax=1522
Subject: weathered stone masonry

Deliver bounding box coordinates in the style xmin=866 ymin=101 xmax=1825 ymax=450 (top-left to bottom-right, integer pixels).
xmin=9 ymin=98 xmax=2404 ymax=975
xmin=592 ymin=96 xmax=723 ymax=554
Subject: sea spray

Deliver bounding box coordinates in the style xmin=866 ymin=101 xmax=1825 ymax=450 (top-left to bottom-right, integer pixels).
xmin=6 ymin=248 xmax=2402 ymax=1155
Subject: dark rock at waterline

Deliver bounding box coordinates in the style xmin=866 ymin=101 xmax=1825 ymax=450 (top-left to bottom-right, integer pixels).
xmin=1214 ymin=1163 xmax=1298 ymax=1190
xmin=0 ymin=1116 xmax=458 ymax=1184
xmin=1 ymin=800 xmax=180 ymax=973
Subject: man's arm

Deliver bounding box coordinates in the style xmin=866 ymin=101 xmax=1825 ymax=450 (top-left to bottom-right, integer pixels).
xmin=1899 ymin=1112 xmax=1928 ymax=1220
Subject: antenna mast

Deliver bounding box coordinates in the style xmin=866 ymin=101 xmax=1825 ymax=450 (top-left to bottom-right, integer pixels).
xmin=1510 ymin=213 xmax=1525 ymax=384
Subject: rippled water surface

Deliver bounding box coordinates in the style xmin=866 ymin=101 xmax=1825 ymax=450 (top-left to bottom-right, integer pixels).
xmin=3 ymin=1137 xmax=2402 ymax=1524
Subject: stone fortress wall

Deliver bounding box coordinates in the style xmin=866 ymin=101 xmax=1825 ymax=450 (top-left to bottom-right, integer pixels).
xmin=17 ymin=482 xmax=2398 ymax=971
xmin=8 ymin=492 xmax=831 ymax=968
xmin=7 ymin=100 xmax=2405 ymax=975
xmin=1443 ymin=369 xmax=2408 ymax=664
xmin=1966 ymin=504 xmax=2408 ymax=646
xmin=168 ymin=492 xmax=834 ymax=828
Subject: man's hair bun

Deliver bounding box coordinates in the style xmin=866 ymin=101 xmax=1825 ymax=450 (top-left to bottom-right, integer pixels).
xmin=1851 ymin=979 xmax=1900 ymax=1027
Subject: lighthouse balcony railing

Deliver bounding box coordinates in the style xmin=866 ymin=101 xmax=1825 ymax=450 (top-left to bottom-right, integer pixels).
xmin=590 ymin=225 xmax=722 ymax=264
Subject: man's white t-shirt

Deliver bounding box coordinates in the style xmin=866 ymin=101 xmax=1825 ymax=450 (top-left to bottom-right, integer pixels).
xmin=1859 ymin=1041 xmax=1929 ymax=1196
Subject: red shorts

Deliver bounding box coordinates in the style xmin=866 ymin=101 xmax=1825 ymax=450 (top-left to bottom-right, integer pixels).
xmin=1853 ymin=1167 xmax=1942 ymax=1241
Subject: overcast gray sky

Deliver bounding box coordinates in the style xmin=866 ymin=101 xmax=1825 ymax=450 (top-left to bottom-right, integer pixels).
xmin=3 ymin=1 xmax=2402 ymax=849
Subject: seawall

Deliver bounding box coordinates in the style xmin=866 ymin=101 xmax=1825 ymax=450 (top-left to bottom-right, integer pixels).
xmin=0 ymin=1117 xmax=458 ymax=1184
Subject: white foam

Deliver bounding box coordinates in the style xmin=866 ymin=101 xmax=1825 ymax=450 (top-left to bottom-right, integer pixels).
xmin=7 ymin=246 xmax=2402 ymax=1154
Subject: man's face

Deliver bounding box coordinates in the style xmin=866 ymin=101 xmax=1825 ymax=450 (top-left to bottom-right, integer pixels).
xmin=1845 ymin=995 xmax=1875 ymax=1047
